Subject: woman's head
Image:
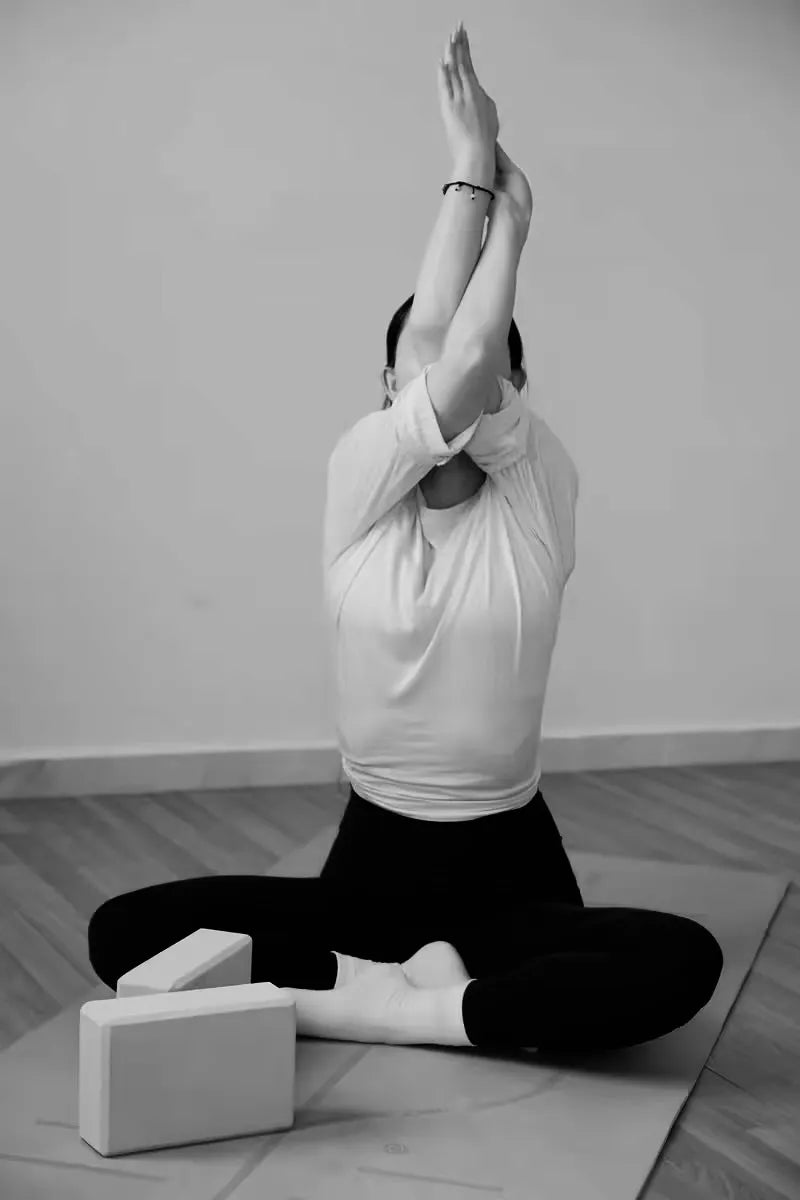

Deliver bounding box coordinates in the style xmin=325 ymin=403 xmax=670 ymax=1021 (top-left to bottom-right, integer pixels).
xmin=381 ymin=294 xmax=526 ymax=410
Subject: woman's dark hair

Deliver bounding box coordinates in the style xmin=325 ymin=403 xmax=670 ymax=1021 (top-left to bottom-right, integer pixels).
xmin=384 ymin=293 xmax=523 ymax=409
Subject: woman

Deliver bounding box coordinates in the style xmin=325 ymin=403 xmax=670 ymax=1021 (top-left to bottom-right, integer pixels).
xmin=88 ymin=24 xmax=723 ymax=1053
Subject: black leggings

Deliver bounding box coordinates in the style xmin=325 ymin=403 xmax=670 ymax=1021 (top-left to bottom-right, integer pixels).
xmin=87 ymin=785 xmax=724 ymax=1053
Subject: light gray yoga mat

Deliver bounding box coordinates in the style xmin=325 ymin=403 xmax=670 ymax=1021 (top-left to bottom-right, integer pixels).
xmin=0 ymin=825 xmax=788 ymax=1200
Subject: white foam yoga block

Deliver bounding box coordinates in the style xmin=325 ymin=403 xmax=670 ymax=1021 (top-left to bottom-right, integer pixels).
xmin=116 ymin=928 xmax=253 ymax=997
xmin=79 ymin=982 xmax=296 ymax=1156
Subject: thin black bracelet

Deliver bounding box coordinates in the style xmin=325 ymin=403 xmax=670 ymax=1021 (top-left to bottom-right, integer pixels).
xmin=443 ymin=180 xmax=495 ymax=201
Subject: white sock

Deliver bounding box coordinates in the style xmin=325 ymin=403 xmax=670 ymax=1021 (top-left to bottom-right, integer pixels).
xmin=292 ymin=964 xmax=473 ymax=1047
xmin=332 ymin=950 xmax=387 ymax=989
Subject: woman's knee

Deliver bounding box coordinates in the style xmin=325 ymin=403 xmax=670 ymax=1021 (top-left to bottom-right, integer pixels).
xmin=643 ymin=911 xmax=724 ymax=1006
xmin=87 ymin=888 xmax=153 ymax=982
xmin=680 ymin=916 xmax=724 ymax=998
xmin=87 ymin=894 xmax=125 ymax=968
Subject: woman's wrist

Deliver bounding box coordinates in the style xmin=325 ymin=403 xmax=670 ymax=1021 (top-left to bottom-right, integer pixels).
xmin=451 ymin=147 xmax=495 ymax=192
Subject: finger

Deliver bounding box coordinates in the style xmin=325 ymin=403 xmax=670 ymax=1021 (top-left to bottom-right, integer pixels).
xmin=460 ymin=26 xmax=475 ymax=77
xmin=438 ymin=57 xmax=452 ymax=101
xmin=455 ymin=24 xmax=470 ymax=85
xmin=445 ymin=28 xmax=462 ymax=95
xmin=452 ymin=23 xmax=464 ymax=74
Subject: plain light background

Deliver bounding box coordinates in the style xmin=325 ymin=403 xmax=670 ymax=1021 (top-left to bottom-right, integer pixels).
xmin=1 ymin=0 xmax=798 ymax=764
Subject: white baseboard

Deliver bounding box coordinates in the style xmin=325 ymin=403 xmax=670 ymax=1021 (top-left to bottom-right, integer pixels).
xmin=1 ymin=724 xmax=798 ymax=802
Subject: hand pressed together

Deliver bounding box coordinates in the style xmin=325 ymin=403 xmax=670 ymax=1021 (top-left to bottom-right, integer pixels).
xmin=437 ymin=23 xmax=534 ymax=232
xmin=437 ymin=22 xmax=498 ymax=161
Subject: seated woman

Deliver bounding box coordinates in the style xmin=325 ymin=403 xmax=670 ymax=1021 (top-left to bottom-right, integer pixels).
xmin=87 ymin=24 xmax=723 ymax=1054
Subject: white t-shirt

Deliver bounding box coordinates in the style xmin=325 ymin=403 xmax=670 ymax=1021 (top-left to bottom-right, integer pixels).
xmin=323 ymin=363 xmax=579 ymax=821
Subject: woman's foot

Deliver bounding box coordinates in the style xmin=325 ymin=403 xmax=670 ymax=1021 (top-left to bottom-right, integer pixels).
xmin=401 ymin=940 xmax=473 ymax=988
xmin=331 ymin=941 xmax=473 ymax=989
xmin=291 ymin=961 xmax=472 ymax=1046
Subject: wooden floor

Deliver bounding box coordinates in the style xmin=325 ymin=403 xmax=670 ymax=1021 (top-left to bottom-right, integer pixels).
xmin=0 ymin=760 xmax=798 ymax=1198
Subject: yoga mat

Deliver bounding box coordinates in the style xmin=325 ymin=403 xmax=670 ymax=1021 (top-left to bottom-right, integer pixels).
xmin=0 ymin=826 xmax=788 ymax=1200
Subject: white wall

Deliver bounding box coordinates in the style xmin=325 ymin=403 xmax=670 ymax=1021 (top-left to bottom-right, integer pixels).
xmin=1 ymin=0 xmax=798 ymax=765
